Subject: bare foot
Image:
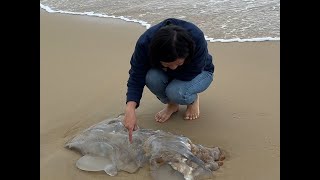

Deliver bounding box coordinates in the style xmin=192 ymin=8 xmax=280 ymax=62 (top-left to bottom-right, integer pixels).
xmin=184 ymin=95 xmax=200 ymax=120
xmin=155 ymin=103 xmax=179 ymax=123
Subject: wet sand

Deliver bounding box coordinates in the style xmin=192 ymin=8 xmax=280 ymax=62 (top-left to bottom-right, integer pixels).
xmin=40 ymin=10 xmax=279 ymax=180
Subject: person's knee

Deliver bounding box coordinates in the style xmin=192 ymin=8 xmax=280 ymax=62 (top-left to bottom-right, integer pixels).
xmin=146 ymin=69 xmax=157 ymax=84
xmin=145 ymin=69 xmax=164 ymax=89
xmin=165 ymin=86 xmax=193 ymax=105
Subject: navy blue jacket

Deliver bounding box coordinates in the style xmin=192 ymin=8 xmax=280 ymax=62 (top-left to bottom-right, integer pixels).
xmin=126 ymin=18 xmax=214 ymax=108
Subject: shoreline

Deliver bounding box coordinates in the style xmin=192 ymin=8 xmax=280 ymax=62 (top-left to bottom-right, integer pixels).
xmin=40 ymin=5 xmax=280 ymax=43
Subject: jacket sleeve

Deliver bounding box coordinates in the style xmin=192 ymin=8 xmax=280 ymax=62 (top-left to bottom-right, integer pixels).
xmin=126 ymin=40 xmax=149 ymax=108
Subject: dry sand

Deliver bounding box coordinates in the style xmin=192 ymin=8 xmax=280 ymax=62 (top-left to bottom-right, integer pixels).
xmin=40 ymin=10 xmax=279 ymax=180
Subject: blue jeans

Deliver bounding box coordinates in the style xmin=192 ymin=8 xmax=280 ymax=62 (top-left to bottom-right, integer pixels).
xmin=145 ymin=68 xmax=213 ymax=105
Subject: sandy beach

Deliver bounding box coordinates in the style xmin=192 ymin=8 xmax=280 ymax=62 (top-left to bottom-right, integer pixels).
xmin=40 ymin=10 xmax=279 ymax=180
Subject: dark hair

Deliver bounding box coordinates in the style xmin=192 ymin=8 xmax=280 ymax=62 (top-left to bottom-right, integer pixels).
xmin=149 ymin=24 xmax=195 ymax=67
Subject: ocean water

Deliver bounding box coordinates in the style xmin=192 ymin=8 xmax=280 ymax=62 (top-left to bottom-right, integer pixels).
xmin=40 ymin=0 xmax=280 ymax=42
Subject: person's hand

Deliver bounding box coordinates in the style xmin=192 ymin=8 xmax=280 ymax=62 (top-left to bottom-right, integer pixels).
xmin=124 ymin=110 xmax=137 ymax=143
xmin=124 ymin=102 xmax=138 ymax=143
